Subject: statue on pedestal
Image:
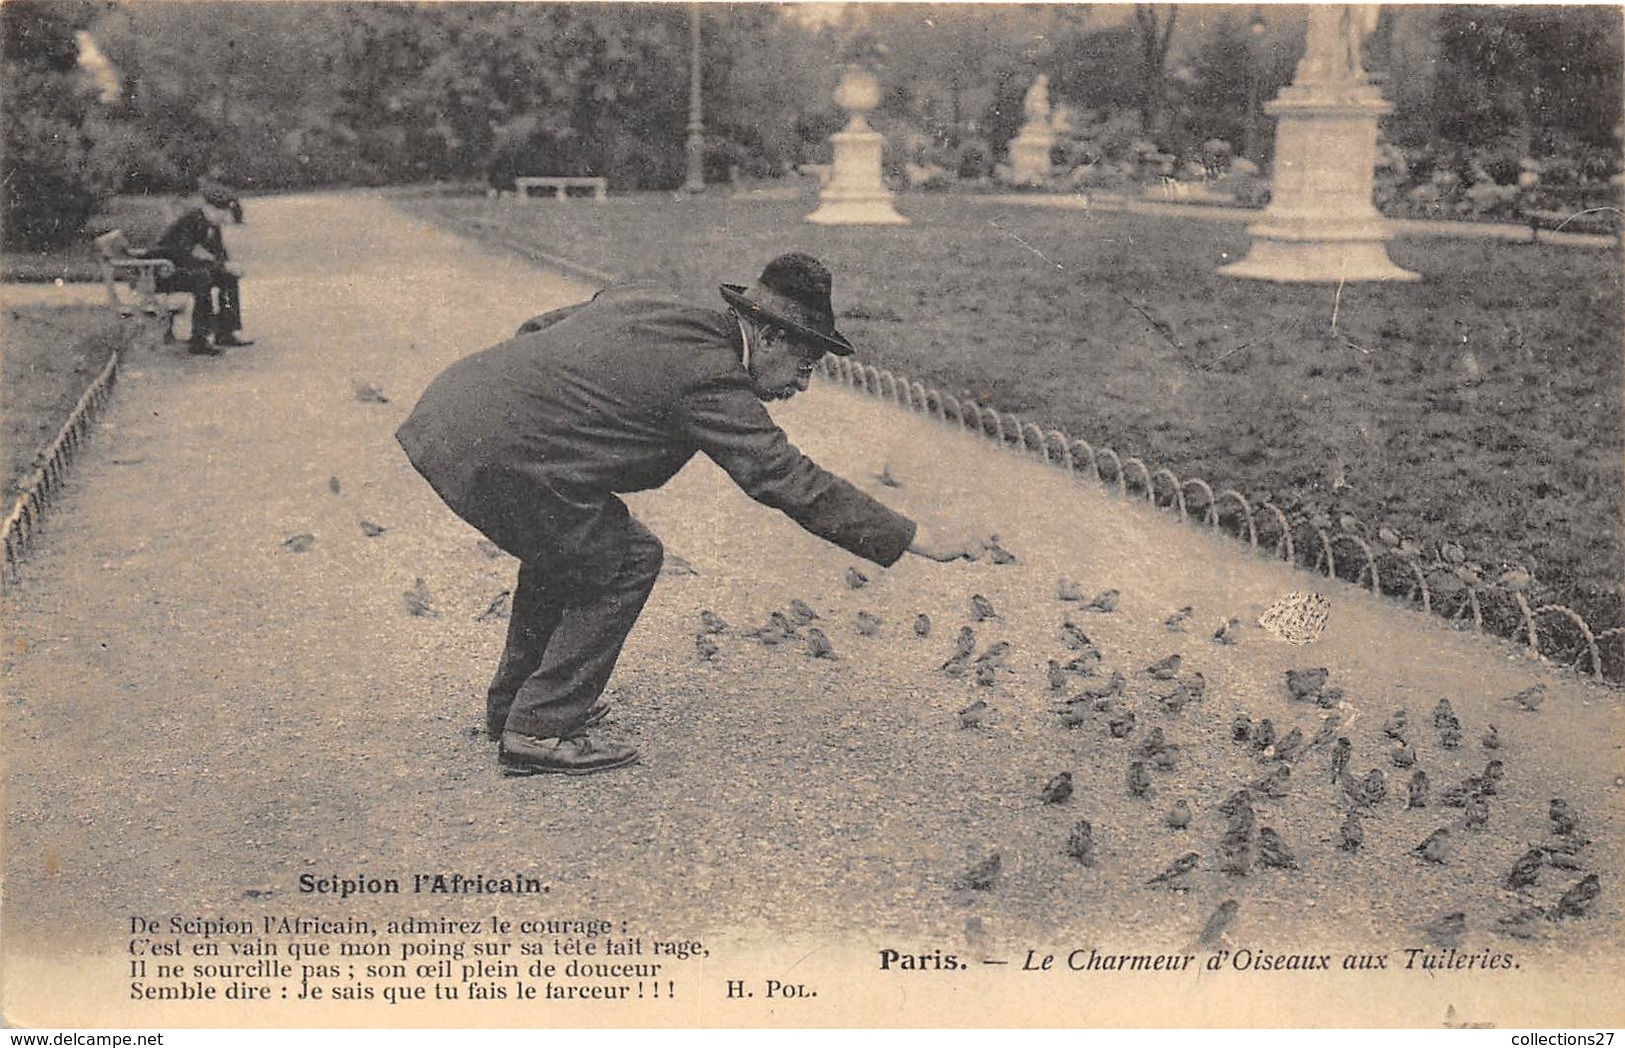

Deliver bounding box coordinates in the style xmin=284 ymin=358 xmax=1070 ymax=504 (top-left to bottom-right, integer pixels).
xmin=1295 ymin=5 xmax=1382 ymax=84
xmin=1023 ymin=74 xmax=1052 ymax=132
xmin=1007 ymin=73 xmax=1058 ymax=186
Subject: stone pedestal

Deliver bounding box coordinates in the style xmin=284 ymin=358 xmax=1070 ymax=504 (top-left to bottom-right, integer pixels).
xmin=807 ymin=65 xmax=908 ymax=226
xmin=1221 ymin=83 xmax=1417 ymax=282
xmin=1008 ymin=128 xmax=1056 ymax=186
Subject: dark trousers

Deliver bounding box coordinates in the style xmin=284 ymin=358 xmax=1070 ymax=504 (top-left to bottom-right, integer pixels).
xmin=164 ymin=264 xmax=243 ymax=341
xmin=486 ymin=515 xmax=663 ymax=740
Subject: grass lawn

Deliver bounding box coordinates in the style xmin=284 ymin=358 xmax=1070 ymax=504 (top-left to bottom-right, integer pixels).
xmin=0 ymin=306 xmax=129 ymax=497
xmin=398 ymin=189 xmax=1624 ymax=657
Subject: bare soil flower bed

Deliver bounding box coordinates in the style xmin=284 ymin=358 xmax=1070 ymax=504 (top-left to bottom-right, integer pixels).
xmin=399 ymin=191 xmax=1624 ymax=666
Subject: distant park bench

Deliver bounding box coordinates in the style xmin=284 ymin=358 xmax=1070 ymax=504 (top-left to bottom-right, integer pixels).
xmin=94 ymin=230 xmax=184 ymax=340
xmin=514 ymin=176 xmax=609 ymax=202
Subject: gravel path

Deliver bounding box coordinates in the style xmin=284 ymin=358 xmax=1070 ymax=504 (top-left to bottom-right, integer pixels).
xmin=3 ymin=192 xmax=1621 ymax=1028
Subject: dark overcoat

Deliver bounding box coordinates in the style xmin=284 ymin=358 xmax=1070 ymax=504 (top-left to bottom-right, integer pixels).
xmin=396 ymin=284 xmax=916 ymax=578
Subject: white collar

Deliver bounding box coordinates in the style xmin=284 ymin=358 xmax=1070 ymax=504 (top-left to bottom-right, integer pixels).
xmin=736 ymin=315 xmax=752 ymax=371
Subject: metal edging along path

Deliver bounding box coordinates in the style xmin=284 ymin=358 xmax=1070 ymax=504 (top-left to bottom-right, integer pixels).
xmin=1 ymin=340 xmax=124 ymax=588
xmin=816 ymin=354 xmax=1623 ymax=686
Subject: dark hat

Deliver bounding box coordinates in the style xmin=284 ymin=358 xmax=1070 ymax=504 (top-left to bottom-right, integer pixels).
xmin=201 ymin=185 xmax=235 ymax=209
xmin=720 ymin=252 xmax=854 ymax=356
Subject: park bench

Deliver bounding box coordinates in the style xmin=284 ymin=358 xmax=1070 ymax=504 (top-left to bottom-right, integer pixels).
xmin=94 ymin=230 xmax=184 ymax=340
xmin=514 ymin=176 xmax=609 ymax=202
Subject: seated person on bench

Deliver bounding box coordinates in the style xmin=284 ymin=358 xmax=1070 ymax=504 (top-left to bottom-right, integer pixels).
xmin=155 ymin=186 xmax=254 ymax=355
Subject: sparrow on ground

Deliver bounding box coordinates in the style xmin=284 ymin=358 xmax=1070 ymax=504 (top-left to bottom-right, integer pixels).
xmin=1552 ymin=873 xmax=1600 ymax=920
xmin=1048 ymin=659 xmax=1069 ymax=691
xmin=403 ymin=577 xmax=436 ymax=617
xmin=1078 ymin=670 xmax=1126 ymax=703
xmin=953 ymin=853 xmax=1001 ymax=891
xmin=854 ymin=611 xmax=883 ymax=636
xmin=1232 ymin=716 xmax=1253 ymax=743
xmin=949 ymin=625 xmax=976 ymax=659
xmin=1212 ymin=617 xmax=1240 ymax=644
xmin=1286 ymin=667 xmax=1329 ymax=701
xmin=1432 ymin=698 xmax=1456 ymax=729
xmin=1084 ymin=588 xmax=1120 ymax=612
xmin=698 ymin=609 xmax=729 ymax=634
xmin=1060 ymin=621 xmax=1092 ymax=651
xmin=1218 ymin=830 xmax=1253 ymax=876
xmin=973 ymin=662 xmax=998 ymax=687
xmin=1257 ymin=827 xmax=1299 ymax=869
xmin=788 ymin=599 xmax=820 ymax=624
xmin=1423 ymin=911 xmax=1467 ymax=949
xmin=1163 ymin=605 xmax=1194 ymax=631
xmin=1270 ymin=727 xmax=1305 ymax=763
xmin=1390 ymin=741 xmax=1417 ymax=768
xmin=1199 ymin=899 xmax=1240 ymax=946
xmin=695 ymin=633 xmax=720 ymax=661
xmin=1314 ymin=686 xmax=1345 ymax=710
xmin=1127 ymin=761 xmax=1153 ymax=798
xmin=1252 ymin=718 xmax=1277 ymax=754
xmin=940 ymin=654 xmax=971 ymax=678
xmin=986 ymin=539 xmax=1018 ymax=565
xmin=1057 ymin=706 xmax=1089 ymax=730
xmin=358 ymin=519 xmax=387 ymax=537
xmin=1337 ymin=811 xmax=1364 ymax=852
xmin=845 ymin=566 xmax=869 ymax=589
xmin=804 ymin=627 xmax=837 ymax=659
xmin=1495 ymin=907 xmax=1548 ymax=940
xmin=327 ymin=475 xmax=342 ymax=495
xmin=1249 ymin=765 xmax=1291 ymax=799
xmin=1440 ymin=780 xmax=1478 ymax=809
xmin=1137 ymin=727 xmax=1169 ymax=757
xmin=876 ymin=464 xmax=903 ymax=488
xmin=475 ymin=590 xmax=512 ymax=622
xmin=1066 ymin=819 xmax=1097 ymax=865
xmin=281 ymin=532 xmax=317 ymax=553
xmin=1481 ymin=724 xmax=1501 ymax=750
xmin=913 ymin=613 xmax=932 ymax=638
xmin=1166 ymin=799 xmax=1192 ymax=830
xmin=1359 ymin=768 xmax=1388 ymax=807
xmin=1506 ymin=849 xmax=1545 ymax=890
xmin=1146 ymin=852 xmax=1201 ymax=889
xmin=1438 ymin=717 xmax=1462 ymax=750
xmin=1329 ymin=737 xmax=1353 ymax=783
xmin=1415 ymin=827 xmax=1452 ymax=864
xmin=1107 ymin=709 xmax=1137 ymax=739
xmin=352 ymin=380 xmax=389 ymax=403
xmin=1041 ymin=771 xmax=1074 ymax=805
xmin=1505 ymin=682 xmax=1547 ymax=712
xmin=969 ymin=593 xmax=998 ymax=621
xmin=662 ymin=552 xmax=700 ymax=576
xmin=1143 ymin=653 xmax=1182 ymax=680
xmin=1160 ymin=674 xmax=1206 ymax=714
xmin=957 ymin=699 xmax=989 ymax=730
xmin=1062 ymin=649 xmax=1103 ymax=674
xmin=1057 ymin=576 xmax=1086 ymax=602
xmin=974 ymin=641 xmax=1012 ymax=666
xmin=1480 ymin=759 xmax=1505 ymax=796
xmin=1308 ymin=713 xmax=1343 ymax=751
xmin=1382 ymin=708 xmax=1409 ymax=740
xmin=1549 ymin=799 xmax=1579 ymax=837
xmin=1463 ymin=793 xmax=1490 ymax=831
xmin=1406 ymin=770 xmax=1430 ymax=810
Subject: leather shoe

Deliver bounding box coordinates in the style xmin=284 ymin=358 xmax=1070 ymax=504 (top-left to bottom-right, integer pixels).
xmin=214 ymin=333 xmax=255 ymax=347
xmin=487 ymin=699 xmax=608 ymax=742
xmin=188 ymin=339 xmax=222 ymax=356
xmin=498 ymin=732 xmax=638 ymax=776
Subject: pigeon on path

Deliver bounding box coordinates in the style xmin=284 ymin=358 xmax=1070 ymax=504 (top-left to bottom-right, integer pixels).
xmin=403 ymin=577 xmax=436 ymax=617
xmin=1147 ymin=852 xmax=1201 ymax=889
xmin=953 ymin=853 xmax=1001 ymax=891
xmin=1199 ymin=899 xmax=1239 ymax=945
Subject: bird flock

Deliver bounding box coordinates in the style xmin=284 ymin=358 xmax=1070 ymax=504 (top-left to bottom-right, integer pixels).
xmin=677 ymin=536 xmax=1604 ymax=950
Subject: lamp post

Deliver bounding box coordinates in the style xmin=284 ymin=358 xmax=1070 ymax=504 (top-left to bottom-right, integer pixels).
xmin=683 ymin=2 xmax=705 ymax=194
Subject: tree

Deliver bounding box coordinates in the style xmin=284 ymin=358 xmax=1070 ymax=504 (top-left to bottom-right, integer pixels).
xmin=1133 ymin=4 xmax=1179 ymax=138
xmin=1 ymin=0 xmax=104 ymax=249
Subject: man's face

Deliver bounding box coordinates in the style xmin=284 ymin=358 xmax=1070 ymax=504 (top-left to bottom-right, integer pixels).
xmin=747 ymin=326 xmax=823 ymax=402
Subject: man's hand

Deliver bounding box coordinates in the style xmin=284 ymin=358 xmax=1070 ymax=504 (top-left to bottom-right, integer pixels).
xmin=224 ymin=262 xmax=245 ymax=277
xmin=907 ymin=522 xmax=987 ymax=563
